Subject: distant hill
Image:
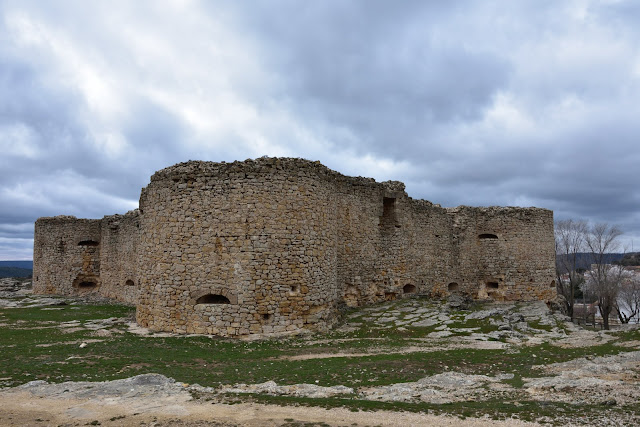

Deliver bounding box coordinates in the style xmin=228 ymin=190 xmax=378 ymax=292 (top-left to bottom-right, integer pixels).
xmin=0 ymin=261 xmax=33 ymax=269
xmin=614 ymin=252 xmax=640 ymax=266
xmin=0 ymin=261 xmax=33 ymax=278
xmin=0 ymin=267 xmax=32 ymax=278
xmin=556 ymin=253 xmax=626 ymax=272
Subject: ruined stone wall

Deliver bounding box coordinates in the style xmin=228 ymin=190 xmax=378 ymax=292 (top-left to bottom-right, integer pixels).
xmin=399 ymin=206 xmax=556 ymax=301
xmin=33 ymin=157 xmax=557 ymax=338
xmin=98 ymin=210 xmax=140 ymax=304
xmin=400 ymin=201 xmax=457 ymax=298
xmin=463 ymin=207 xmax=556 ymax=301
xmin=333 ymin=187 xmax=556 ymax=306
xmin=333 ymin=179 xmax=389 ymax=306
xmin=334 ymin=182 xmax=436 ymax=306
xmin=33 ymin=216 xmax=102 ymax=296
xmin=135 ymin=159 xmax=340 ymax=335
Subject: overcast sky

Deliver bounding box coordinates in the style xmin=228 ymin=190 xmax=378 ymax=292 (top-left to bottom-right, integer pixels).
xmin=1 ymin=0 xmax=639 ymax=260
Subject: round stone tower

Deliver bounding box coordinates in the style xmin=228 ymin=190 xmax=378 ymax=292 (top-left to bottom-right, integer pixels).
xmin=135 ymin=158 xmax=339 ymax=336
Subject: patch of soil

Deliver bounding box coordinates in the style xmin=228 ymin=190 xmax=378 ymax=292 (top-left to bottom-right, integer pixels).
xmin=0 ymin=389 xmax=539 ymax=427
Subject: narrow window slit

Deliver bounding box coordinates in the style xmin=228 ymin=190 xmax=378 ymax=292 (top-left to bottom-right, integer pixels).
xmin=478 ymin=234 xmax=498 ymax=240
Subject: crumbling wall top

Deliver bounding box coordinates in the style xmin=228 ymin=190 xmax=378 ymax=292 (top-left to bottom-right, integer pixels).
xmin=36 ymin=215 xmax=99 ymax=223
xmin=445 ymin=206 xmax=553 ymax=215
xmin=103 ymin=209 xmax=140 ymax=221
xmin=148 ymin=157 xmax=405 ymax=193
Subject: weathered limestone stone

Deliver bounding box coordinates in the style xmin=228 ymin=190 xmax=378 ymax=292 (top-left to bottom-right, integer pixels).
xmin=33 ymin=157 xmax=556 ymax=337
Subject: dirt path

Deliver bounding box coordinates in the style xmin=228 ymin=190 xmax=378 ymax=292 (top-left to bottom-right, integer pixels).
xmin=0 ymin=390 xmax=539 ymax=427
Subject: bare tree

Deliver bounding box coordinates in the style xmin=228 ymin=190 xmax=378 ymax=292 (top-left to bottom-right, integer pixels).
xmin=616 ymin=272 xmax=640 ymax=324
xmin=555 ymin=219 xmax=587 ymax=319
xmin=583 ymin=223 xmax=623 ymax=330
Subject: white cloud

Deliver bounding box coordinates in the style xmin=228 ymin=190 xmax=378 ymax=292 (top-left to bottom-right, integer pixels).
xmin=0 ymin=123 xmax=39 ymax=158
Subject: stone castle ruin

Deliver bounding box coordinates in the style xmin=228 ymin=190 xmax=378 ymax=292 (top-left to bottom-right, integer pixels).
xmin=33 ymin=157 xmax=556 ymax=337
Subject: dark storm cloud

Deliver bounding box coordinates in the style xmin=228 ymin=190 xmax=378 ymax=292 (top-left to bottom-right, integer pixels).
xmin=228 ymin=0 xmax=510 ymax=160
xmin=1 ymin=0 xmax=640 ymax=258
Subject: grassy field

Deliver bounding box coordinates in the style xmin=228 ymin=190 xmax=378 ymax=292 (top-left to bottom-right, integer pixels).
xmin=1 ymin=297 xmax=638 ymax=424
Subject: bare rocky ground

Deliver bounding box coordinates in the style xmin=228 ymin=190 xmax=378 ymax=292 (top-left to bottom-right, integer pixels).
xmin=1 ymin=277 xmax=639 ymax=426
xmin=2 ymin=374 xmax=539 ymax=427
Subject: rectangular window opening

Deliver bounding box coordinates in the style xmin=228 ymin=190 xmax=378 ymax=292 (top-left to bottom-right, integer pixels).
xmin=381 ymin=197 xmax=398 ymax=230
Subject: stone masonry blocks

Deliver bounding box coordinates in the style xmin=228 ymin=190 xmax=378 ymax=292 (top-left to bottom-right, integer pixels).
xmin=33 ymin=157 xmax=556 ymax=337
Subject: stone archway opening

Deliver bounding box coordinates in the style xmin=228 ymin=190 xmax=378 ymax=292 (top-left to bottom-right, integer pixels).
xmin=125 ymin=279 xmax=135 ymax=286
xmin=73 ymin=275 xmax=100 ymax=292
xmin=403 ymin=284 xmax=416 ymax=294
xmin=448 ymin=282 xmax=459 ymax=292
xmin=196 ymin=294 xmax=230 ymax=304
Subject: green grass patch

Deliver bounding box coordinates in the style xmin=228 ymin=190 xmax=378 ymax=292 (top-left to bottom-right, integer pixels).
xmin=1 ymin=297 xmax=638 ymax=423
xmin=528 ymin=320 xmax=554 ymax=332
xmin=448 ymin=317 xmax=499 ymax=334
xmin=0 ymin=302 xmax=629 ymax=389
xmin=612 ymin=326 xmax=640 ymax=342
